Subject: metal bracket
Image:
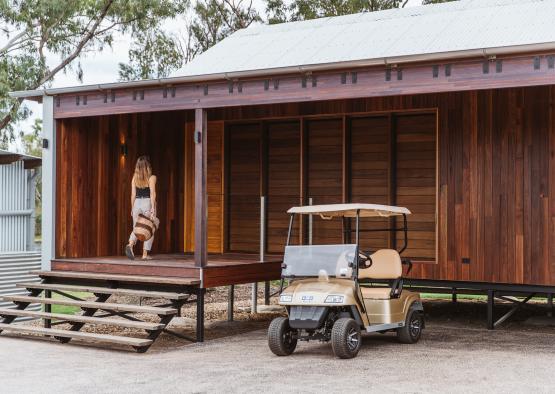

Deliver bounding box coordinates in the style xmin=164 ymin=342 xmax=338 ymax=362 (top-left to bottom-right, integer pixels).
xmin=487 ymin=291 xmax=536 ymax=329
xmin=194 ymin=130 xmax=202 ymax=144
xmin=534 ymin=56 xmax=541 ymax=70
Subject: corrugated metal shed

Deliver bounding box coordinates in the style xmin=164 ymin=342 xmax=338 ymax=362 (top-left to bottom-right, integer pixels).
xmin=178 ymin=0 xmax=555 ymax=77
xmin=0 ymin=151 xmax=42 ymax=317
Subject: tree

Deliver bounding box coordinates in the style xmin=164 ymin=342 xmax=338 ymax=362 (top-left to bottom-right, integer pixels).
xmin=20 ymin=118 xmax=42 ymax=238
xmin=184 ymin=0 xmax=261 ymax=63
xmin=265 ymin=0 xmax=410 ymax=23
xmin=0 ymin=0 xmax=189 ymax=145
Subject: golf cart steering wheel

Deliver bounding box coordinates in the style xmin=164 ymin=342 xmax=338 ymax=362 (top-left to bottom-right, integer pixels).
xmin=358 ymin=251 xmax=373 ymax=269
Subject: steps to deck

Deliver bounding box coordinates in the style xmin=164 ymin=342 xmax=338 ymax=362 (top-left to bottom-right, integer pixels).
xmin=0 ymin=295 xmax=177 ymax=315
xmin=0 ymin=323 xmax=153 ymax=347
xmin=16 ymin=282 xmax=189 ymax=300
xmin=0 ymin=308 xmax=164 ymax=330
xmin=0 ymin=274 xmax=201 ymax=352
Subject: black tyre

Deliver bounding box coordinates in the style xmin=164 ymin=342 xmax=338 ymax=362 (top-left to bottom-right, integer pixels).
xmin=397 ymin=307 xmax=424 ymax=344
xmin=268 ymin=317 xmax=297 ymax=356
xmin=331 ymin=318 xmax=362 ymax=359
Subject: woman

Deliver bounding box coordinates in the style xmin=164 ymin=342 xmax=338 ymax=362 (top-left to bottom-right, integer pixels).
xmin=125 ymin=156 xmax=157 ymax=260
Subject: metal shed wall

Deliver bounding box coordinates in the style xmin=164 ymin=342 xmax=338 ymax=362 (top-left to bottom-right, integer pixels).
xmin=0 ymin=252 xmax=41 ymax=313
xmin=0 ymin=160 xmax=41 ymax=316
xmin=0 ymin=160 xmax=35 ymax=252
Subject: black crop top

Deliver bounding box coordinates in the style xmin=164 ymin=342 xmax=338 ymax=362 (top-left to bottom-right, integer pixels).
xmin=136 ymin=186 xmax=150 ymax=198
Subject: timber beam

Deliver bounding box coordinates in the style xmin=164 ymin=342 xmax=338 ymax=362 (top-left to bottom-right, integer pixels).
xmin=52 ymin=53 xmax=555 ymax=119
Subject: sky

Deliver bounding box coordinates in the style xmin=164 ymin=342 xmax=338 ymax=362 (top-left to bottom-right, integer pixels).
xmin=10 ymin=0 xmax=423 ymax=151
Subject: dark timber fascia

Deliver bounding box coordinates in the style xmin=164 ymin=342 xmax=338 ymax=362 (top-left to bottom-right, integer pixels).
xmin=53 ymin=53 xmax=555 ymax=119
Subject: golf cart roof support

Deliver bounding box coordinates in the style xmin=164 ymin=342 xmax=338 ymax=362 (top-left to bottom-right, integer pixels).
xmin=286 ymin=214 xmax=295 ymax=247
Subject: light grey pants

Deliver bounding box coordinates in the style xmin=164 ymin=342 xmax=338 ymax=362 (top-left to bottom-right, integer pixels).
xmin=129 ymin=198 xmax=154 ymax=251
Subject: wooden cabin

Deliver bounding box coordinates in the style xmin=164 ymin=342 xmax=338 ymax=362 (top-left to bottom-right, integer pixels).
xmin=7 ymin=0 xmax=555 ymax=345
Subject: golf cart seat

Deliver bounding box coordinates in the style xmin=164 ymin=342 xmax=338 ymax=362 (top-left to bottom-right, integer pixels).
xmin=359 ymin=249 xmax=403 ymax=300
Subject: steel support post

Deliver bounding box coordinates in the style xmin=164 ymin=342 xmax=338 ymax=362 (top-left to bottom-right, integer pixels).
xmin=452 ymin=288 xmax=457 ymax=303
xmin=487 ymin=290 xmax=495 ymax=330
xmin=228 ymin=285 xmax=234 ymax=322
xmin=44 ymin=290 xmax=52 ymax=329
xmin=548 ymin=294 xmax=553 ymax=317
xmin=196 ymin=288 xmax=205 ymax=342
xmin=264 ymin=282 xmax=271 ymax=305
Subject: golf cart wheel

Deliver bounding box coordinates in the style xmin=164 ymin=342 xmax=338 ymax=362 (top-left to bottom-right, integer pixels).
xmin=397 ymin=307 xmax=424 ymax=344
xmin=331 ymin=318 xmax=362 ymax=359
xmin=268 ymin=317 xmax=297 ymax=356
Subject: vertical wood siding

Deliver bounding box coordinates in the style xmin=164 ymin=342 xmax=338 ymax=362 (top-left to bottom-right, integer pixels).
xmin=55 ymin=86 xmax=555 ymax=286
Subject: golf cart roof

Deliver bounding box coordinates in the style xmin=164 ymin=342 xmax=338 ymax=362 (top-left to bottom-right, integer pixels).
xmin=287 ymin=203 xmax=411 ymax=218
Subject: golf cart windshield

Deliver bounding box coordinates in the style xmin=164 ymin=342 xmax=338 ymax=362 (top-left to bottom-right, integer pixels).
xmin=282 ymin=244 xmax=357 ymax=278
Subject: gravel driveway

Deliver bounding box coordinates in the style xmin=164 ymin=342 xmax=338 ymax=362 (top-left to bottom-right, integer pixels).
xmin=1 ymin=318 xmax=554 ymax=394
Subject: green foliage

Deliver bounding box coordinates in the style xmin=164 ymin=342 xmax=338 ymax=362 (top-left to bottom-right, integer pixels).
xmin=266 ymin=0 xmax=411 ymax=23
xmin=119 ymin=30 xmax=184 ymax=81
xmin=185 ymin=0 xmax=261 ymax=62
xmin=0 ymin=0 xmax=189 ymax=142
xmin=20 ymin=118 xmax=42 ymax=158
xmin=20 ymin=117 xmax=42 ymax=237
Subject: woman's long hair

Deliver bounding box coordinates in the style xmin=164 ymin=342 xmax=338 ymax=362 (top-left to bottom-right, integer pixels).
xmin=134 ymin=156 xmax=152 ymax=188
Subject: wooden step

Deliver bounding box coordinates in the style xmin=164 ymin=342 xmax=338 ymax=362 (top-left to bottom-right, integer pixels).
xmin=0 ymin=308 xmax=164 ymax=330
xmin=17 ymin=282 xmax=189 ymax=300
xmin=0 ymin=323 xmax=152 ymax=347
xmin=0 ymin=295 xmax=177 ymax=316
xmin=30 ymin=270 xmax=200 ymax=286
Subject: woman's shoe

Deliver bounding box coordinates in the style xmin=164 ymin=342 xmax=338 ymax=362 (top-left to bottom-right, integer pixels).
xmin=125 ymin=244 xmax=135 ymax=260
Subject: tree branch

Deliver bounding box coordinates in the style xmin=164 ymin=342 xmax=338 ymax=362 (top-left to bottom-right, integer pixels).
xmin=37 ymin=0 xmax=115 ymax=86
xmin=0 ymin=23 xmax=40 ymax=55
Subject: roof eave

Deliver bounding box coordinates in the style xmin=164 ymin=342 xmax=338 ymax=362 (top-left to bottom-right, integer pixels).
xmin=10 ymin=41 xmax=555 ymax=100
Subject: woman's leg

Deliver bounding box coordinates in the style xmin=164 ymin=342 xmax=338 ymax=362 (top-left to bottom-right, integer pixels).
xmin=126 ymin=202 xmax=141 ymax=260
xmin=142 ymin=198 xmax=154 ymax=259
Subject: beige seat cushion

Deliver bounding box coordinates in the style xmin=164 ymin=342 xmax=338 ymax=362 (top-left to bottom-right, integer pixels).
xmin=360 ymin=287 xmax=392 ymax=300
xmin=358 ymin=249 xmax=402 ymax=280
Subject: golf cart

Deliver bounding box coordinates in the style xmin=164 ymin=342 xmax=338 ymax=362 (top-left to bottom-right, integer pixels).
xmin=268 ymin=203 xmax=424 ymax=359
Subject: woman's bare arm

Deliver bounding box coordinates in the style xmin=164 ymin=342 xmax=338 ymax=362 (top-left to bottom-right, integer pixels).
xmin=130 ymin=176 xmax=136 ymax=216
xmin=149 ymin=175 xmax=157 ymax=214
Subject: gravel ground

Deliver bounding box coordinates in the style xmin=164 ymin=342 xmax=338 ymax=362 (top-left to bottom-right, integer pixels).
xmin=1 ymin=297 xmax=555 ymax=393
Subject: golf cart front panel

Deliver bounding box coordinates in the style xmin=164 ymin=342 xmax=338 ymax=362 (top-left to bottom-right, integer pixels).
xmin=279 ymin=278 xmax=360 ymax=307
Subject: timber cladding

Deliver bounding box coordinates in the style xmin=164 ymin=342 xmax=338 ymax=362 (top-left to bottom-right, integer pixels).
xmin=224 ymin=114 xmax=437 ymax=260
xmin=213 ymin=86 xmax=555 ymax=286
xmin=55 ymin=85 xmax=555 ymax=286
xmin=56 ymin=111 xmax=188 ymax=258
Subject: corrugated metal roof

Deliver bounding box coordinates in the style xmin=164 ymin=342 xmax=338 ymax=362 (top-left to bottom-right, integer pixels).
xmin=0 ymin=149 xmax=41 ymax=167
xmin=177 ymin=0 xmax=555 ymax=77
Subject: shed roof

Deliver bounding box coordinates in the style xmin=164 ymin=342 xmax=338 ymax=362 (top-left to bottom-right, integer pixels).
xmin=0 ymin=149 xmax=41 ymax=169
xmin=178 ymin=0 xmax=555 ymax=77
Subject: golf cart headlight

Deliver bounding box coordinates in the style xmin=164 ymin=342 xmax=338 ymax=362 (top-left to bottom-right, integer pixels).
xmin=280 ymin=294 xmax=293 ymax=303
xmin=325 ymin=295 xmax=344 ymax=304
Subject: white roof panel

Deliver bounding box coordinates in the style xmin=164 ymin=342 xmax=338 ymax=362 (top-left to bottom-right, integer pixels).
xmin=287 ymin=204 xmax=411 ymax=218
xmin=176 ymin=0 xmax=555 ymax=77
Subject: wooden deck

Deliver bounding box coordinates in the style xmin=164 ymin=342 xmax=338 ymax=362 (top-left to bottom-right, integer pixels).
xmin=52 ymin=253 xmax=283 ymax=288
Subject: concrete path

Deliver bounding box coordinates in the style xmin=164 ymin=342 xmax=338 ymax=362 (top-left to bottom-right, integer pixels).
xmin=1 ymin=322 xmax=554 ymax=393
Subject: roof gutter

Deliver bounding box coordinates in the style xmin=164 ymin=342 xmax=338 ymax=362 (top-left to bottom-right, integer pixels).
xmin=10 ymin=41 xmax=555 ymax=100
